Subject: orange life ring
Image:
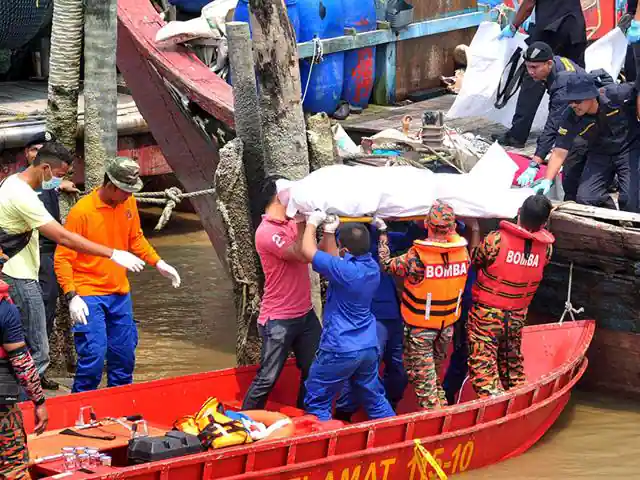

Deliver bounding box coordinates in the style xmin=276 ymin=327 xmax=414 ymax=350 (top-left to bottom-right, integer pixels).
xmin=240 ymin=410 xmax=295 ymax=440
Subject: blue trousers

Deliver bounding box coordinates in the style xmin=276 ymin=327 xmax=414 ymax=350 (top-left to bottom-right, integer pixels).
xmin=335 ymin=318 xmax=407 ymax=413
xmin=72 ymin=293 xmax=138 ymax=393
xmin=305 ymin=347 xmax=395 ymax=421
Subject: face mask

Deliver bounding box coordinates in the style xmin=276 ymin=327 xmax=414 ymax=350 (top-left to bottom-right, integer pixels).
xmin=42 ymin=173 xmax=62 ymax=191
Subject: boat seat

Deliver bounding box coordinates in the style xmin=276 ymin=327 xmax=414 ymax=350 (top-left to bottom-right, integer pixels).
xmin=224 ymin=399 xmax=307 ymax=418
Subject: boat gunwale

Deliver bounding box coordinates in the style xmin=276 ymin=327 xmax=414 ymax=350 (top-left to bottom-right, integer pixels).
xmin=74 ymin=320 xmax=594 ymax=478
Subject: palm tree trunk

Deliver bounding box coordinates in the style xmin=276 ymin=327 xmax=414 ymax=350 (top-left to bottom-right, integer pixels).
xmin=84 ymin=0 xmax=117 ymax=189
xmin=46 ymin=0 xmax=84 ymax=376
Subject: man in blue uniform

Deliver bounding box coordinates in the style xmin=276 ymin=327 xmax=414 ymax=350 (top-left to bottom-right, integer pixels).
xmin=532 ymin=60 xmax=640 ymax=212
xmin=513 ymin=43 xmax=588 ymax=189
xmin=334 ymin=221 xmax=424 ymax=420
xmin=494 ymin=0 xmax=587 ymax=148
xmin=301 ymin=213 xmax=395 ymax=421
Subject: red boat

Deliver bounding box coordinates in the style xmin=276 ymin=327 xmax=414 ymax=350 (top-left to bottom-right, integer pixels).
xmin=24 ymin=320 xmax=594 ymax=479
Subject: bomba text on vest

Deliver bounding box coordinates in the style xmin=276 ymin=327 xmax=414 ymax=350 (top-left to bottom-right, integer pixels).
xmin=425 ymin=262 xmax=468 ymax=279
xmin=505 ymin=250 xmax=540 ymax=267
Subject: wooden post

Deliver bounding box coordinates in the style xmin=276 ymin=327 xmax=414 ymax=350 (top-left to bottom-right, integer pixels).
xmin=248 ymin=0 xmax=309 ymax=180
xmin=84 ymin=0 xmax=118 ymax=189
xmin=226 ymin=21 xmax=265 ymax=225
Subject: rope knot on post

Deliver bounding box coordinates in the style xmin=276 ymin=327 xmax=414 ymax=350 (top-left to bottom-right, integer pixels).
xmin=133 ymin=186 xmax=216 ymax=231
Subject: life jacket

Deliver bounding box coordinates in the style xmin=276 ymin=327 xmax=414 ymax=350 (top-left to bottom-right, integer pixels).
xmin=174 ymin=397 xmax=252 ymax=450
xmin=473 ymin=221 xmax=555 ymax=311
xmin=0 ymin=281 xmax=20 ymax=405
xmin=401 ymin=234 xmax=471 ymax=329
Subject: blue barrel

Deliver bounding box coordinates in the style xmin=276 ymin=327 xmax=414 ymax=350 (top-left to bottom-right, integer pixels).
xmin=298 ymin=0 xmax=345 ymax=115
xmin=233 ymin=0 xmax=300 ymax=40
xmin=342 ymin=0 xmax=376 ymax=108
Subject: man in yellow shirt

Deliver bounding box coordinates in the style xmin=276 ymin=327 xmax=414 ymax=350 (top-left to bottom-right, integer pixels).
xmin=55 ymin=157 xmax=181 ymax=392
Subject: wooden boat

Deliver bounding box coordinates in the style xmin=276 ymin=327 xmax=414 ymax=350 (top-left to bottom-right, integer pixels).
xmin=24 ymin=320 xmax=594 ymax=479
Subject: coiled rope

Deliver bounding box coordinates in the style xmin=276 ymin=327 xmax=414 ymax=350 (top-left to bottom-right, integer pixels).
xmin=134 ymin=186 xmax=216 ymax=231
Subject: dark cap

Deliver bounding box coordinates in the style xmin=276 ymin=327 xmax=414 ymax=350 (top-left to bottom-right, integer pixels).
xmin=25 ymin=130 xmax=56 ymax=148
xmin=106 ymin=157 xmax=143 ymax=193
xmin=523 ymin=42 xmax=554 ymax=62
xmin=564 ymin=72 xmax=599 ymax=102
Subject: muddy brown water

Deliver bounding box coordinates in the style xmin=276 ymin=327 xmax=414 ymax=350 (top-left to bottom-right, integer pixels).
xmin=131 ymin=211 xmax=639 ymax=478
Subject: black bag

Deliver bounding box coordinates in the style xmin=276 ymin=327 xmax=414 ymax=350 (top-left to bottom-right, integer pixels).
xmin=0 ymin=177 xmax=32 ymax=261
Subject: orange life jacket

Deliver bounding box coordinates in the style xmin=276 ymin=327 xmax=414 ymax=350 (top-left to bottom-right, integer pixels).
xmin=401 ymin=235 xmax=470 ymax=329
xmin=472 ymin=221 xmax=555 ymax=311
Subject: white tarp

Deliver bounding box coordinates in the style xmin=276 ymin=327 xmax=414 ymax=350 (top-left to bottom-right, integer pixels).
xmin=278 ymin=143 xmax=536 ymax=220
xmin=446 ymin=22 xmax=629 ymax=131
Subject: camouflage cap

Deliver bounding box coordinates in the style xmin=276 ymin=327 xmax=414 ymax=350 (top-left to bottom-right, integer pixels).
xmin=425 ymin=199 xmax=456 ymax=237
xmin=106 ymin=157 xmax=143 ymax=193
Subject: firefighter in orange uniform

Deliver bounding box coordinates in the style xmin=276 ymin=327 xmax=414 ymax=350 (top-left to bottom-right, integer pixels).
xmin=468 ymin=195 xmax=555 ymax=398
xmin=377 ymin=200 xmax=470 ymax=409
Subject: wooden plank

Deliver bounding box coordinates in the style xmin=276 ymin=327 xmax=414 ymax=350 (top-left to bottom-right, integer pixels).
xmin=552 ymin=202 xmax=640 ymax=223
xmin=297 ymin=10 xmax=489 ymax=58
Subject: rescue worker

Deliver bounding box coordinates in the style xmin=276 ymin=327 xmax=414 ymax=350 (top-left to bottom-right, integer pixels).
xmin=494 ymin=0 xmax=587 ymax=148
xmin=54 ymin=157 xmax=181 ymax=392
xmin=468 ymin=195 xmax=554 ymax=398
xmin=1 ymin=276 xmax=48 ymax=479
xmin=512 ymin=42 xmax=586 ymax=188
xmin=301 ymin=213 xmax=395 ymax=421
xmin=334 ymin=221 xmax=425 ymax=420
xmin=1 ymin=145 xmax=146 ymax=394
xmin=378 ymin=200 xmax=471 ymax=410
xmin=531 ymin=61 xmax=640 ymax=212
xmin=242 ymin=176 xmax=321 ymax=411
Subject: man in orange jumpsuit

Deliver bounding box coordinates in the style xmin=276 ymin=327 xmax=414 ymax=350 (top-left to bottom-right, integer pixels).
xmin=377 ymin=200 xmax=470 ymax=409
xmin=55 ymin=157 xmax=181 ymax=392
xmin=468 ymin=195 xmax=555 ymax=397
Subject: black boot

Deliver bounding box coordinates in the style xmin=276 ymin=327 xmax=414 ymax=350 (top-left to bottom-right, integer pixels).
xmin=40 ymin=375 xmax=59 ymax=390
xmin=491 ymin=132 xmax=525 ymax=149
xmin=333 ymin=409 xmax=354 ymax=422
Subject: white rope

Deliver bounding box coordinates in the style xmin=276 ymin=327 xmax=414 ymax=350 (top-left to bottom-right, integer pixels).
xmin=134 ymin=186 xmax=215 ymax=231
xmin=301 ymin=37 xmax=323 ymax=104
xmin=558 ymin=262 xmax=584 ymax=324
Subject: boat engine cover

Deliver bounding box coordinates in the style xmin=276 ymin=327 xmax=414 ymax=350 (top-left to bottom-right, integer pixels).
xmin=128 ymin=431 xmax=204 ymax=464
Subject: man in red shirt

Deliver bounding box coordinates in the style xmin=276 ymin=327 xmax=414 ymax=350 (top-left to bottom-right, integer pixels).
xmin=242 ymin=176 xmax=322 ymax=410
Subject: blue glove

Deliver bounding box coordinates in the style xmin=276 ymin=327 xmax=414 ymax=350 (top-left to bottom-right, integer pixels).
xmin=531 ymin=178 xmax=552 ymax=195
xmin=627 ymin=20 xmax=640 ymax=44
xmin=516 ymin=167 xmax=538 ymax=187
xmin=498 ymin=24 xmax=516 ymax=39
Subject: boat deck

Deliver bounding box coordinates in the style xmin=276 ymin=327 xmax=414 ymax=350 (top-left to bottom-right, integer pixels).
xmin=339 ymin=94 xmax=539 ymax=157
xmin=0 ymin=81 xmax=147 ymax=149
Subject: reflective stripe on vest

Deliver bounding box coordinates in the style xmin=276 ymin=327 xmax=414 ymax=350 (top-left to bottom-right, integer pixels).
xmin=401 ymin=236 xmax=470 ymax=329
xmin=472 ymin=221 xmax=554 ymax=311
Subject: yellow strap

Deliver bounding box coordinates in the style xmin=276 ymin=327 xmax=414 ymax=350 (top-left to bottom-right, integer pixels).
xmin=413 ymin=439 xmax=448 ymax=480
xmin=338 ymin=215 xmax=426 ymax=223
xmin=559 ymin=57 xmax=575 ymax=72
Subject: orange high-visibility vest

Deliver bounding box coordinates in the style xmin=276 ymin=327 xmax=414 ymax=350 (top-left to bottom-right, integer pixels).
xmin=401 ymin=235 xmax=470 ymax=329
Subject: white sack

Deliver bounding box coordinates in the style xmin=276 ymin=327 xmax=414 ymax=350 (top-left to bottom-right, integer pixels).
xmin=446 ymin=22 xmax=629 ymax=131
xmin=445 ymin=22 xmax=550 ymax=132
xmin=278 ymin=143 xmax=535 ymax=220
xmin=584 ymin=27 xmax=627 ymax=80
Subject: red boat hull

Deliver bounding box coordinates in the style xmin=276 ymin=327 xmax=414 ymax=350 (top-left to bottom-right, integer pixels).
xmin=25 ymin=320 xmax=594 ymax=479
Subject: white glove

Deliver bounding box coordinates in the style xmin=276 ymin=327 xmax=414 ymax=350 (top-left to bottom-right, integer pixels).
xmin=110 ymin=250 xmax=145 ymax=272
xmin=156 ymin=260 xmax=181 ymax=288
xmin=69 ymin=296 xmax=89 ymax=325
xmin=323 ymin=215 xmax=340 ymax=233
xmin=372 ymin=216 xmax=387 ymax=232
xmin=307 ymin=210 xmax=327 ymax=227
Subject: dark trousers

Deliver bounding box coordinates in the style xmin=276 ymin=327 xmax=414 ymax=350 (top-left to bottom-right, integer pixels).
xmin=38 ymin=250 xmax=59 ymax=338
xmin=562 ymin=137 xmax=589 ymax=202
xmin=628 ymin=148 xmax=640 ymax=213
xmin=625 ymin=44 xmax=637 ymax=83
xmin=509 ymin=31 xmax=586 ymax=143
xmin=442 ymin=298 xmax=471 ymax=405
xmin=335 ymin=317 xmax=408 ymax=414
xmin=576 ymin=151 xmax=631 ymax=211
xmin=242 ymin=310 xmax=321 ymax=410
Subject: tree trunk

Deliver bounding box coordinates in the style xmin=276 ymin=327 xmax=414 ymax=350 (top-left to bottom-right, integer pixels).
xmin=84 ymin=0 xmax=117 ymax=188
xmin=248 ymin=0 xmax=309 ymax=180
xmin=46 ymin=0 xmax=84 ymax=376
